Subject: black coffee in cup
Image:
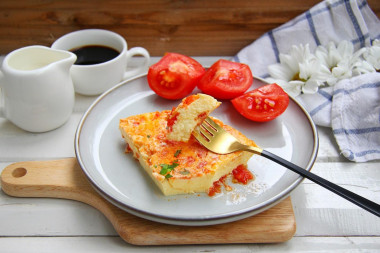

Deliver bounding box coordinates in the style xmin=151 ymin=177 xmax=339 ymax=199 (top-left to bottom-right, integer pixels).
xmin=71 ymin=45 xmax=119 ymax=65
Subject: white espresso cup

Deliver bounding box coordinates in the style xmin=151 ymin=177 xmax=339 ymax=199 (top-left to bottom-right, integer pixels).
xmin=51 ymin=29 xmax=150 ymax=96
xmin=0 ymin=45 xmax=76 ymax=132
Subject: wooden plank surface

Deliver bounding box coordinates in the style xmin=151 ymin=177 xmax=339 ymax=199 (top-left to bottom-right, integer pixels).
xmin=0 ymin=0 xmax=379 ymax=56
xmin=0 ymin=237 xmax=380 ymax=253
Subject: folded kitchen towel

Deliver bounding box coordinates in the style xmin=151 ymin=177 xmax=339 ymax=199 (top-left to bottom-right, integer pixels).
xmin=234 ymin=0 xmax=380 ymax=162
xmin=331 ymin=72 xmax=380 ymax=162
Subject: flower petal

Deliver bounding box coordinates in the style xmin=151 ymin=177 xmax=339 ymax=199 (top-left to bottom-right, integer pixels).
xmin=276 ymin=79 xmax=303 ymax=97
xmin=337 ymin=40 xmax=354 ymax=59
xmin=279 ymin=53 xmax=299 ymax=74
xmin=268 ymin=63 xmax=294 ymax=80
xmin=302 ymin=78 xmax=320 ymax=94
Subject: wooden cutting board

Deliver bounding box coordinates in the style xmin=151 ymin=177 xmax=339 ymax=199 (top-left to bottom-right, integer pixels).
xmin=0 ymin=158 xmax=296 ymax=245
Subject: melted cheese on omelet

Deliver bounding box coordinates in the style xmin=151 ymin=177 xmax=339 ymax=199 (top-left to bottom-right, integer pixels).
xmin=119 ymin=110 xmax=257 ymax=196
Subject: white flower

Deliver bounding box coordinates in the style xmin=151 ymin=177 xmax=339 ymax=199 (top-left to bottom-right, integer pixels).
xmin=314 ymin=40 xmax=375 ymax=85
xmin=314 ymin=41 xmax=352 ymax=85
xmin=268 ymin=44 xmax=327 ymax=97
xmin=352 ymin=59 xmax=376 ymax=76
xmin=315 ymin=41 xmax=354 ymax=69
xmin=267 ymin=40 xmax=379 ymax=97
xmin=268 ymin=44 xmax=313 ymax=81
xmin=333 ymin=47 xmax=375 ymax=78
xmin=363 ymin=39 xmax=380 ymax=71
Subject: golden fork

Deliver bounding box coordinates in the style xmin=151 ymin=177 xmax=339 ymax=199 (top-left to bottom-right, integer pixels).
xmin=193 ymin=117 xmax=380 ymax=217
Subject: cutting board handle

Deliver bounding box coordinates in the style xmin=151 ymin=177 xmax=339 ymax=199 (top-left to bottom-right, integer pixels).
xmin=1 ymin=158 xmax=296 ymax=245
xmin=2 ymin=158 xmax=97 ymax=200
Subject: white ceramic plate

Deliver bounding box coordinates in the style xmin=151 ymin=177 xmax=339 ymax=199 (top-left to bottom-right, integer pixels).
xmin=75 ymin=74 xmax=318 ymax=226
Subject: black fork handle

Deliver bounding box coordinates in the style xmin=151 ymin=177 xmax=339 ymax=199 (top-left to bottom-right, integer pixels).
xmin=261 ymin=150 xmax=380 ymax=217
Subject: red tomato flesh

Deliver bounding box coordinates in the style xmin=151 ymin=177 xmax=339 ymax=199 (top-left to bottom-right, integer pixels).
xmin=147 ymin=53 xmax=205 ymax=100
xmin=198 ymin=59 xmax=253 ymax=99
xmin=231 ymin=83 xmax=289 ymax=122
xmin=232 ymin=165 xmax=254 ymax=184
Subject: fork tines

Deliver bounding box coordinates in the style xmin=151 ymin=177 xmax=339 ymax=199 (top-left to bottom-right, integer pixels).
xmin=195 ymin=117 xmax=217 ymax=141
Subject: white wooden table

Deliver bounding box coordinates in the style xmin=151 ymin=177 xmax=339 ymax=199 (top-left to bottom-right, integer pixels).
xmin=1 ymin=56 xmax=379 ymax=252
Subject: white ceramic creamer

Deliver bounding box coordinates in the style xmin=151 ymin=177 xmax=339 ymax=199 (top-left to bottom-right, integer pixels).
xmin=0 ymin=46 xmax=76 ymax=132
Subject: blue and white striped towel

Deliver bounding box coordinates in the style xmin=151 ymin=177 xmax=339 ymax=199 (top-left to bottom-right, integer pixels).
xmin=332 ymin=72 xmax=380 ymax=162
xmin=234 ymin=0 xmax=380 ymax=162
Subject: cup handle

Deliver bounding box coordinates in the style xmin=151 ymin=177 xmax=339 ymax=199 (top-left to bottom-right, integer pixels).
xmin=123 ymin=47 xmax=150 ymax=80
xmin=0 ymin=71 xmax=5 ymax=118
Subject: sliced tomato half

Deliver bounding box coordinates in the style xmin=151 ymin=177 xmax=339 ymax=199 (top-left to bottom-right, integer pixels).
xmin=231 ymin=83 xmax=289 ymax=122
xmin=147 ymin=52 xmax=205 ymax=100
xmin=197 ymin=59 xmax=253 ymax=99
